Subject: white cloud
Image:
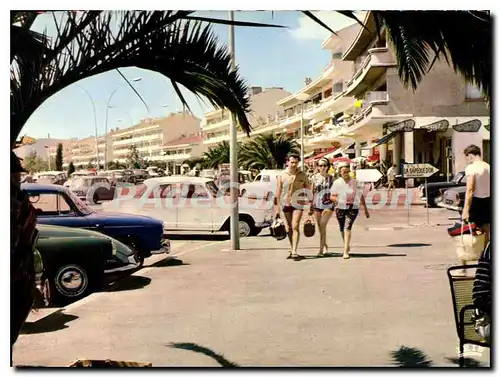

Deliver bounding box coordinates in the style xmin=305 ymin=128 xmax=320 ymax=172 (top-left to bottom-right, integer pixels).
xmin=290 ymin=11 xmax=367 ymax=41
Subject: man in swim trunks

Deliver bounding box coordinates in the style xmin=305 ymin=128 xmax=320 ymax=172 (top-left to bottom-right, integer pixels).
xmin=274 ymin=153 xmax=311 ymax=261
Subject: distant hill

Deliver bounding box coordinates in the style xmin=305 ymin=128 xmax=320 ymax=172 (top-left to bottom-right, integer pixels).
xmin=14 ymin=138 xmax=67 ymax=159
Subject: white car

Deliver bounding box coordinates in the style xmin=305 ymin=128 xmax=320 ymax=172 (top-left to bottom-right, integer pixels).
xmin=102 ymin=176 xmax=274 ymax=237
xmin=239 ymin=169 xmax=284 ymax=200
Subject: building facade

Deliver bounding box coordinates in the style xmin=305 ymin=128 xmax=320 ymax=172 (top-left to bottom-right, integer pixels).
xmin=109 ymin=112 xmax=200 ymax=164
xmin=324 ymin=12 xmax=489 ymax=185
xmin=202 ymin=86 xmax=292 ymax=148
xmin=161 ymin=134 xmax=205 ymax=174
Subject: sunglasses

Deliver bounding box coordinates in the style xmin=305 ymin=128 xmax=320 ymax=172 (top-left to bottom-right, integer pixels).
xmin=318 ymin=164 xmax=328 ymax=167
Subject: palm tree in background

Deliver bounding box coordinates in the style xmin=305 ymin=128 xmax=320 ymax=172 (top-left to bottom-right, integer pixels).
xmin=239 ymin=133 xmax=299 ymax=170
xmin=202 ymin=141 xmax=233 ymax=169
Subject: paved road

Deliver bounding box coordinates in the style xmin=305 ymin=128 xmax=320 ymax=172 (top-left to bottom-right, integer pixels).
xmin=13 ymin=207 xmax=490 ymax=367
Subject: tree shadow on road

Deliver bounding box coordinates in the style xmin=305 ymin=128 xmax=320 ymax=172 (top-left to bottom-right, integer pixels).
xmin=106 ymin=275 xmax=151 ymax=292
xmin=168 ymin=342 xmax=239 ymax=367
xmin=444 ymin=356 xmax=487 ymax=368
xmin=387 ymin=243 xmax=431 ymax=248
xmin=20 ymin=312 xmax=78 ymax=335
xmin=391 ymin=346 xmax=433 ymax=367
xmin=152 ymin=258 xmax=189 ymax=268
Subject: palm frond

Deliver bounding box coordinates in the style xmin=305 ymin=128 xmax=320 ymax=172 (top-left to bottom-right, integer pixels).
xmin=239 ymin=133 xmax=298 ymax=170
xmin=10 ymin=11 xmax=253 ymax=145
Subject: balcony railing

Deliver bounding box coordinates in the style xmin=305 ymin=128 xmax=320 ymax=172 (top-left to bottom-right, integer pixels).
xmin=345 ymin=48 xmax=394 ymax=90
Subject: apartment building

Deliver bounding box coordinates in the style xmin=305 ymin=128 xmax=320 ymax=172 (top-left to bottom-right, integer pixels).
xmin=202 ymin=86 xmax=292 ymax=147
xmin=48 ymin=139 xmax=75 ymax=168
xmin=330 ymin=11 xmax=489 ymax=185
xmin=110 ymin=112 xmax=200 ymax=164
xmin=273 ymin=24 xmax=360 ymax=163
xmin=161 ymin=133 xmax=204 ymax=174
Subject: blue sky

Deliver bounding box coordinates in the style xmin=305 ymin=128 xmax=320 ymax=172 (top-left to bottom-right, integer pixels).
xmin=21 ymin=11 xmax=362 ymax=140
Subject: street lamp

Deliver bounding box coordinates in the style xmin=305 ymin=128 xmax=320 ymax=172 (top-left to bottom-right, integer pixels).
xmin=104 ymin=77 xmax=143 ymax=169
xmin=228 ymin=10 xmax=240 ymax=251
xmin=295 ymin=93 xmax=310 ymax=167
xmin=76 ymin=86 xmax=100 ymax=170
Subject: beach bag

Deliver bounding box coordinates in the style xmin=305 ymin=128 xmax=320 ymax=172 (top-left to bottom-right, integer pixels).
xmin=303 ymin=217 xmax=316 ymax=238
xmin=453 ymin=221 xmax=485 ymax=262
xmin=270 ymin=215 xmax=287 ymax=241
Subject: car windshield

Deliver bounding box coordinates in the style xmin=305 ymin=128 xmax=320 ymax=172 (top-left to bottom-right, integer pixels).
xmin=66 ymin=189 xmax=93 ymax=214
xmin=206 ymin=180 xmax=220 ymax=197
xmin=71 ymin=178 xmax=92 ymax=187
xmin=452 ymin=172 xmax=464 ymax=183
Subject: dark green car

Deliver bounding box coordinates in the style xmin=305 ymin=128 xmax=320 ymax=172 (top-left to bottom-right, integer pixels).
xmin=36 ymin=225 xmax=139 ymax=306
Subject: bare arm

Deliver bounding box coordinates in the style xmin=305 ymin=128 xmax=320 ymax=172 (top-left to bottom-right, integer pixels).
xmin=360 ymin=193 xmax=369 ymax=217
xmin=274 ymin=176 xmax=283 ymax=212
xmin=463 ymin=174 xmax=476 ymax=220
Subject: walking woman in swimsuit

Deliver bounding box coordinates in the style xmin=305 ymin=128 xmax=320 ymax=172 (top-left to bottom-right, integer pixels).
xmin=309 ymin=157 xmax=335 ymax=257
xmin=330 ymin=162 xmax=370 ymax=259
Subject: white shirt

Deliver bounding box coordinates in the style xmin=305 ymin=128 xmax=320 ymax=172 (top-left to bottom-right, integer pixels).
xmin=465 ymin=160 xmax=490 ymax=198
xmin=387 ymin=166 xmax=396 ymax=180
xmin=331 ymin=177 xmax=358 ymax=209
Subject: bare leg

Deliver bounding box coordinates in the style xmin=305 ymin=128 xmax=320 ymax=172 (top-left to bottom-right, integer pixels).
xmin=283 ymin=210 xmax=293 ymax=248
xmin=344 ymin=229 xmax=352 ymax=259
xmin=291 ymin=209 xmax=303 ymax=256
xmin=320 ymin=209 xmax=333 ymax=254
xmin=314 ymin=211 xmax=323 ymax=255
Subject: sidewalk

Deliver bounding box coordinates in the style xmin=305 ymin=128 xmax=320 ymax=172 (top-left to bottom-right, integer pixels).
xmin=13 ymin=208 xmax=489 ymax=367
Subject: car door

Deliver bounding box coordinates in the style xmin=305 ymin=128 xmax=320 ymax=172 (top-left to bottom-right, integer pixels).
xmin=177 ymin=183 xmax=213 ymax=231
xmin=141 ymin=183 xmax=179 ymax=230
xmin=29 ymin=191 xmax=91 ymax=228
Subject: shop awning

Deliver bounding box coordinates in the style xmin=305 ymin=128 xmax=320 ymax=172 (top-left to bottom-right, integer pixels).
xmin=324 ymin=143 xmax=354 ymax=159
xmin=362 ymin=131 xmax=401 ymax=150
xmin=305 ymin=147 xmax=337 ymax=164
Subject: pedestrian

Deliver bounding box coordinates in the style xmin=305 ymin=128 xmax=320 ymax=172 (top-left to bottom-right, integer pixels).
xmin=274 ymin=153 xmax=311 ymax=261
xmin=461 ymin=144 xmax=491 ymax=242
xmin=387 ymin=164 xmax=397 ymax=192
xmin=330 ymin=162 xmax=370 ymax=259
xmin=309 ymin=157 xmax=335 ymax=257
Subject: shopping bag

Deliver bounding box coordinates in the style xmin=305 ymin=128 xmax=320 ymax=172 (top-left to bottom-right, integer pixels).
xmin=453 ymin=221 xmax=485 ymax=262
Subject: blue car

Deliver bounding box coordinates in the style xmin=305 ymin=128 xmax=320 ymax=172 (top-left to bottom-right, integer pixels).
xmin=22 ymin=183 xmax=170 ymax=264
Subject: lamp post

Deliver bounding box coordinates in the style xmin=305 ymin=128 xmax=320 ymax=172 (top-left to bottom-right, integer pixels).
xmin=295 ymin=93 xmax=310 ymax=168
xmin=103 ymin=77 xmax=142 ymax=170
xmin=228 ymin=10 xmax=240 ymax=251
xmin=77 ymin=86 xmax=100 ymax=170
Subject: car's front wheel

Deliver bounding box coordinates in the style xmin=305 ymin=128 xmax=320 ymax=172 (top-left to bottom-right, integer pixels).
xmin=48 ymin=263 xmax=95 ymax=306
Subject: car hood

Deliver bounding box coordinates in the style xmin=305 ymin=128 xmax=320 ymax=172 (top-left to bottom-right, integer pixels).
xmin=37 ymin=224 xmax=109 ymax=238
xmin=87 ymin=210 xmax=163 ymax=227
xmin=422 ymin=181 xmax=464 ymax=189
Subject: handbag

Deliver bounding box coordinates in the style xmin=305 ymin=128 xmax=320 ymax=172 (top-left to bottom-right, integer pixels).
xmin=453 ymin=221 xmax=485 ymax=262
xmin=303 ymin=217 xmax=316 ymax=238
xmin=270 ymin=214 xmax=287 ymax=241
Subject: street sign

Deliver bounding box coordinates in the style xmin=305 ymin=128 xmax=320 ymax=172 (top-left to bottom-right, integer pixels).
xmin=355 ymin=169 xmax=382 ymax=182
xmin=403 ymin=163 xmax=439 ymax=178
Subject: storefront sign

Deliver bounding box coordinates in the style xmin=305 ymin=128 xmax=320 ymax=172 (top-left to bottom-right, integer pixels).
xmin=452 ymin=119 xmax=482 ymax=132
xmin=386 ymin=119 xmax=415 ymax=133
xmin=421 ymin=119 xmax=449 ymax=132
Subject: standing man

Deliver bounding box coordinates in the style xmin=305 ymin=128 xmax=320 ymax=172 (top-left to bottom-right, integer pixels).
xmin=462 ymin=144 xmax=491 ymax=242
xmin=274 ymin=153 xmax=311 ymax=261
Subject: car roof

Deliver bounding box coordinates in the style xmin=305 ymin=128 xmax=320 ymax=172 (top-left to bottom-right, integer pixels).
xmin=144 ymin=176 xmax=213 ymax=185
xmin=38 ymin=171 xmax=64 ymax=175
xmin=21 ymin=183 xmax=68 ymax=192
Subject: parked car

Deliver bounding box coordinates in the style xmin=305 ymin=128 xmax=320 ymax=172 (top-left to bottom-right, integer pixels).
xmin=112 ymin=169 xmax=137 ymax=184
xmin=239 ymin=169 xmax=284 ymax=200
xmin=133 ymin=169 xmax=149 ymax=183
xmin=102 ymin=176 xmax=274 ymax=237
xmin=69 ymin=176 xmax=116 ymax=203
xmin=418 ymin=171 xmax=466 ymax=207
xmin=36 ymin=224 xmax=139 ymax=306
xmin=36 ymin=171 xmax=66 ymax=185
xmin=22 ymin=183 xmax=171 ymax=264
xmin=437 ymin=186 xmax=466 ymax=213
